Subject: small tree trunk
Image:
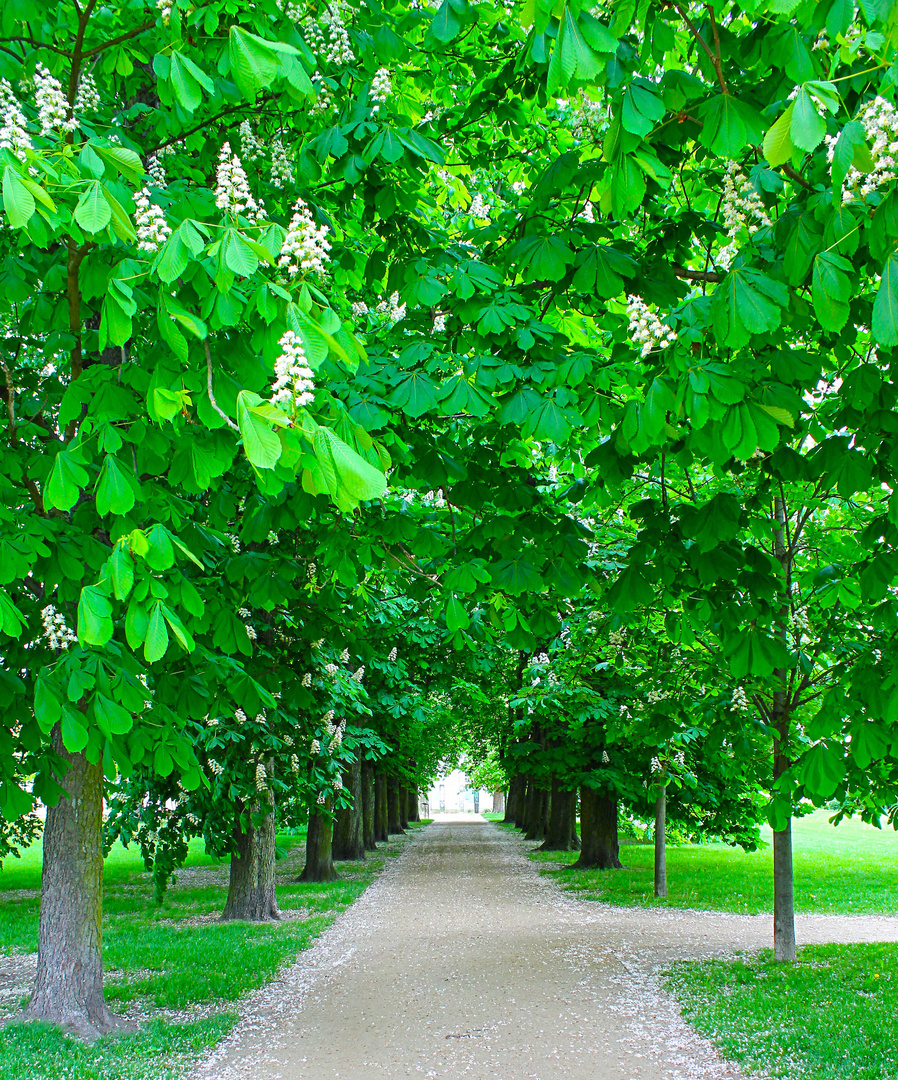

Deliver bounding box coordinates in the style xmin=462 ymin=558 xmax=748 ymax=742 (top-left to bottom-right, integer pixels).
xmin=299 ymin=806 xmax=338 ymax=883
xmin=398 ymin=785 xmax=410 ymax=829
xmin=374 ymin=771 xmax=389 ymax=842
xmin=220 ymin=805 xmax=280 ymax=921
xmin=514 ymin=777 xmax=529 ymax=829
xmin=572 ymin=788 xmax=623 ymax=870
xmin=387 ymin=777 xmax=405 ymax=834
xmin=492 ymin=789 xmax=506 ymax=816
xmin=505 ymin=775 xmax=524 ymax=823
xmin=570 ymin=790 xmax=581 ymax=850
xmin=362 ymin=761 xmax=376 ymax=850
xmin=407 ymin=787 xmax=420 ymax=822
xmin=26 ymin=733 xmax=125 ymax=1038
xmin=539 ymin=782 xmax=578 ymax=851
xmin=654 ymin=786 xmax=667 ymax=899
xmin=524 ymin=786 xmax=548 ymax=841
xmin=332 ymin=761 xmax=365 ymax=861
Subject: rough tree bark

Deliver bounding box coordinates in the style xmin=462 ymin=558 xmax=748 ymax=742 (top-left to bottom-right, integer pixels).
xmin=374 ymin=770 xmax=389 ymax=842
xmin=25 ymin=731 xmax=127 ymax=1038
xmin=407 ymin=786 xmax=420 ymax=822
xmin=398 ymin=784 xmax=410 ymax=830
xmin=332 ymin=761 xmax=365 ymax=861
xmin=362 ymin=761 xmax=376 ymax=850
xmin=387 ymin=776 xmax=405 ymax=834
xmin=220 ymin=802 xmax=281 ymax=921
xmin=492 ymin=789 xmax=506 ymax=816
xmin=572 ymin=788 xmax=623 ymax=870
xmin=654 ymin=785 xmax=667 ymax=899
xmin=504 ymin=774 xmax=524 ymax=824
xmin=539 ymin=782 xmax=578 ymax=851
xmin=524 ymin=786 xmax=548 ymax=841
xmin=299 ymin=806 xmax=338 ymax=883
xmin=514 ymin=777 xmax=529 ymax=829
xmin=772 ymin=495 xmax=797 ymax=962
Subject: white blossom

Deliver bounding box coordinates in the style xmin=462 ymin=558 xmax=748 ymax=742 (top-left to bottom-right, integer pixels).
xmin=227 ymin=533 xmax=241 ymax=553
xmin=311 ymin=72 xmax=336 ymax=115
xmin=332 ymin=774 xmax=344 ymax=791
xmin=340 ymin=648 xmax=350 ymax=663
xmin=278 ymin=197 xmax=331 ymax=277
xmin=351 ymin=300 xmax=369 ymax=318
xmin=74 ymin=72 xmax=100 ymax=114
xmin=433 ymin=314 xmax=446 ymax=333
xmin=134 ymin=188 xmax=172 ymax=254
xmin=0 ymin=80 xmax=31 ymax=164
xmin=215 ymin=142 xmax=261 ymax=218
xmin=255 ymin=761 xmax=268 ymax=791
xmin=375 ymin=291 xmax=406 ymax=324
xmin=826 ymin=96 xmax=898 ymax=199
xmin=717 ymin=160 xmax=771 ymax=270
xmin=270 ymin=329 xmax=315 ymax=410
xmin=729 ymin=686 xmax=749 ymax=713
xmin=316 ymin=791 xmax=326 ymax=804
xmin=291 ymin=753 xmax=300 ymax=773
xmin=569 ymin=89 xmax=608 ymax=142
xmin=209 ymin=759 xmax=224 ymax=776
xmin=369 ymin=67 xmax=392 ymax=114
xmin=270 ymin=138 xmax=294 ymax=188
xmin=157 ymin=0 xmax=173 ymax=26
xmin=41 ymin=605 xmax=77 ymax=650
xmin=626 ymin=294 xmax=677 ymax=358
xmin=352 ymin=665 xmax=365 ymax=682
xmin=35 ymin=64 xmax=76 ymax=136
xmin=311 ymin=738 xmax=321 ymax=754
xmin=235 ymin=708 xmax=248 ymax=724
xmin=388 ymin=646 xmax=398 ymax=662
xmin=302 ymin=672 xmax=313 ymax=687
xmin=239 ymin=119 xmax=261 ymax=161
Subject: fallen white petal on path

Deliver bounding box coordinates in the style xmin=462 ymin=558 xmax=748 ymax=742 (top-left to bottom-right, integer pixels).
xmin=188 ymin=816 xmax=898 ymax=1080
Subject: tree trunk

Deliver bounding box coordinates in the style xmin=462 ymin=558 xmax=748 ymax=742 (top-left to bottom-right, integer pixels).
xmin=26 ymin=733 xmax=126 ymax=1037
xmin=220 ymin=805 xmax=280 ymax=921
xmin=772 ymin=494 xmax=797 ymax=962
xmin=387 ymin=777 xmax=405 ymax=834
xmin=398 ymin=784 xmax=410 ymax=829
xmin=374 ymin=771 xmax=389 ymax=842
xmin=362 ymin=761 xmax=376 ymax=850
xmin=514 ymin=777 xmax=529 ymax=829
xmin=654 ymin=786 xmax=667 ymax=898
xmin=407 ymin=786 xmax=420 ymax=822
xmin=299 ymin=806 xmax=338 ymax=882
xmin=572 ymin=788 xmax=623 ymax=870
xmin=539 ymin=782 xmax=578 ymax=851
xmin=570 ymin=790 xmax=580 ymax=850
xmin=524 ymin=786 xmax=548 ymax=841
xmin=332 ymin=761 xmax=365 ymax=861
xmin=492 ymin=789 xmax=506 ymax=816
xmin=505 ymin=774 xmax=525 ymax=824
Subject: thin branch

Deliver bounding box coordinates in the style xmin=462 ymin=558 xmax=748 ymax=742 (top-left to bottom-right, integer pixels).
xmin=782 ymin=163 xmax=814 ymax=191
xmin=82 ymin=20 xmax=155 ymax=57
xmin=703 ymin=4 xmax=728 ymax=94
xmin=673 ymin=264 xmax=723 ymax=283
xmin=0 ymin=36 xmax=73 ymax=58
xmin=205 ymin=342 xmax=240 ymax=432
xmin=668 ymin=2 xmax=727 ymax=93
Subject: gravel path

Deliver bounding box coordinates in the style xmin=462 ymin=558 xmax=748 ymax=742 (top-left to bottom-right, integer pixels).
xmin=189 ymin=816 xmax=898 ymax=1080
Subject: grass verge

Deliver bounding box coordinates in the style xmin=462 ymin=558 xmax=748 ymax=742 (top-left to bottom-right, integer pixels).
xmin=664 ymin=943 xmax=898 ymax=1080
xmin=0 ymin=825 xmax=423 ymax=1080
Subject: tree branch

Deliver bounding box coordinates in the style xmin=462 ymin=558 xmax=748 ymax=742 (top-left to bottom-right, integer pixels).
xmin=668 ymin=2 xmax=727 ymax=93
xmin=205 ymin=342 xmax=240 ymax=433
xmin=781 ymin=162 xmax=814 ymax=191
xmin=82 ymin=20 xmax=155 ymax=58
xmin=673 ymin=264 xmax=723 ymax=283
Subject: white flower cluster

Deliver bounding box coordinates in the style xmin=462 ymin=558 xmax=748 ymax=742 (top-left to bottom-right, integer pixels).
xmin=311 ymin=72 xmax=336 ymax=115
xmin=316 ymin=791 xmax=327 ymax=804
xmin=270 ymin=138 xmax=294 ymax=188
xmin=209 ymin=759 xmax=224 ymax=776
xmin=271 ymin=329 xmax=315 ymax=409
xmin=0 ymin=80 xmax=31 ymax=164
xmin=569 ymin=90 xmax=608 ymax=142
xmin=302 ymin=672 xmax=313 ymax=687
xmin=239 ymin=119 xmax=261 ymax=161
xmin=328 ymin=716 xmax=346 ymax=752
xmin=227 ymin=532 xmax=241 ymax=552
xmin=35 ymin=64 xmax=76 ymax=136
xmin=278 ymin=0 xmax=304 ymax=19
xmin=388 ymin=646 xmax=398 ymax=662
xmin=340 ymin=648 xmax=350 ymax=662
xmin=291 ymin=753 xmax=300 ymax=772
xmin=158 ymin=0 xmax=173 ymax=26
xmin=332 ymin=774 xmax=344 ymax=791
xmin=322 ymin=2 xmax=355 ymax=65
xmin=246 ymin=624 xmax=258 ymax=642
xmin=826 ymin=96 xmax=898 ymax=199
xmin=267 ymin=530 xmax=279 ymax=543
xmin=469 ymin=192 xmax=490 ymax=220
xmin=608 ymin=629 xmax=625 ymax=646
xmin=432 ymin=314 xmax=446 ymax=333
xmin=215 ymin=142 xmax=262 ymax=218
xmin=646 ymin=688 xmax=666 ymax=704
xmin=729 ymin=686 xmax=749 ymax=713
xmin=375 ymin=291 xmax=406 ymax=324
xmin=325 ymin=662 xmax=338 ymax=676
xmin=255 ymin=761 xmax=268 ymax=792
xmin=311 ymin=738 xmax=321 ymax=754
xmin=134 ymin=188 xmax=172 ymax=254
xmin=579 ymin=201 xmax=596 ymax=223
xmin=147 ymin=146 xmax=173 ymax=188
xmin=370 ymin=67 xmax=392 ymax=114
xmin=235 ymin=707 xmax=248 ymax=724
xmin=41 ymin=604 xmax=77 ymax=650
xmin=626 ymin=294 xmax=677 ymax=358
xmin=278 ymin=197 xmax=331 ymax=277
xmin=74 ymin=73 xmax=100 ymax=114
xmin=352 ymin=666 xmax=365 ymax=682
xmin=351 ymin=300 xmax=369 ymax=318
xmin=717 ymin=161 xmax=771 ymax=270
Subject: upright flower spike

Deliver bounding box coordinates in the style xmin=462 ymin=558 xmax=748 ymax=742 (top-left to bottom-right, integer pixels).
xmin=626 ymin=295 xmax=677 ymax=358
xmin=278 ymin=198 xmax=331 ymax=277
xmin=0 ymin=80 xmax=31 ymax=164
xmin=215 ymin=142 xmax=261 ymax=218
xmin=134 ymin=189 xmax=172 ymax=254
xmin=34 ymin=64 xmax=76 ymax=136
xmin=271 ymin=330 xmax=315 ymax=410
xmin=369 ymin=68 xmax=392 ymax=114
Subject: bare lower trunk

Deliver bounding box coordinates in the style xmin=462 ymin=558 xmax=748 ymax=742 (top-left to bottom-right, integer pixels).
xmin=399 ymin=785 xmax=410 ymax=829
xmin=26 ymin=732 xmax=126 ymax=1038
xmin=773 ymin=821 xmax=796 ymax=960
xmin=362 ymin=761 xmax=376 ymax=850
xmin=387 ymin=777 xmax=405 ymax=834
xmin=220 ymin=806 xmax=280 ymax=921
xmin=332 ymin=761 xmax=365 ymax=861
xmin=525 ymin=785 xmax=548 ymax=841
xmin=299 ymin=807 xmax=338 ymax=883
xmin=513 ymin=777 xmax=529 ymax=829
xmin=572 ymin=788 xmax=623 ymax=870
xmin=654 ymin=786 xmax=667 ymax=898
xmin=505 ymin=774 xmax=525 ymax=824
xmin=539 ymin=782 xmax=578 ymax=851
xmin=570 ymin=790 xmax=580 ymax=850
xmin=374 ymin=771 xmax=389 ymax=842
xmin=492 ymin=789 xmax=505 ymax=816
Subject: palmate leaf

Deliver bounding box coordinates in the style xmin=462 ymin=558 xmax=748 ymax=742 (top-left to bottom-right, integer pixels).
xmin=509 ymin=234 xmax=573 ymax=283
xmin=812 ymin=251 xmax=852 ymax=331
xmin=2 ymin=167 xmax=35 ymax=228
xmin=237 ymin=390 xmax=282 ymax=470
xmin=46 ymin=450 xmax=90 ymax=512
xmin=698 ymin=94 xmax=764 ymax=157
xmin=313 ymin=427 xmax=388 ymax=507
xmin=873 ymin=251 xmax=898 ymax=347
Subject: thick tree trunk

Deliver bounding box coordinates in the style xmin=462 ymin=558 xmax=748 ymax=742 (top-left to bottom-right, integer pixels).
xmin=374 ymin=771 xmax=389 ymax=842
xmin=524 ymin=786 xmax=548 ymax=841
xmin=332 ymin=761 xmax=365 ymax=861
xmin=539 ymin=782 xmax=578 ymax=851
xmin=492 ymin=789 xmax=505 ymax=816
xmin=26 ymin=733 xmax=126 ymax=1037
xmin=362 ymin=761 xmax=376 ymax=850
xmin=387 ymin=777 xmax=405 ymax=834
xmin=772 ymin=494 xmax=797 ymax=962
xmin=299 ymin=807 xmax=338 ymax=882
xmin=505 ymin=774 xmax=524 ymax=824
xmin=570 ymin=790 xmax=581 ymax=850
xmin=514 ymin=777 xmax=529 ymax=829
xmin=220 ymin=806 xmax=280 ymax=921
xmin=398 ymin=785 xmax=410 ymax=830
xmin=407 ymin=786 xmax=420 ymax=822
xmin=572 ymin=788 xmax=623 ymax=870
xmin=654 ymin=786 xmax=667 ymax=898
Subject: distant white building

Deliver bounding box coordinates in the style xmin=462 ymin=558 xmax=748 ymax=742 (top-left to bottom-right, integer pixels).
xmin=424 ymin=769 xmax=492 ymax=815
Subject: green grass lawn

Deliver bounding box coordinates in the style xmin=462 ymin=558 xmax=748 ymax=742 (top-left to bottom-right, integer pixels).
xmin=665 ymin=943 xmax=898 ymax=1080
xmin=528 ymin=810 xmax=898 ymax=915
xmin=0 ymin=824 xmax=424 ymax=1080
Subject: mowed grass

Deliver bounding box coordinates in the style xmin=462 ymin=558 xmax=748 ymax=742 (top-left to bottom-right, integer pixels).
xmin=665 ymin=943 xmax=898 ymax=1080
xmin=0 ymin=825 xmax=422 ymax=1080
xmin=528 ymin=810 xmax=898 ymax=915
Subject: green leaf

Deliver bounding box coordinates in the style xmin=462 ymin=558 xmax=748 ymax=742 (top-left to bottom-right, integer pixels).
xmin=390 ymin=371 xmax=440 ymax=417
xmin=712 ymin=268 xmax=788 ymax=348
xmin=95 ymin=455 xmax=136 ymax=516
xmin=237 ymin=390 xmax=282 ymax=470
xmin=622 ymin=82 xmax=665 ymax=137
xmin=427 ymin=0 xmax=463 ymax=43
xmin=77 ymin=585 xmax=113 ymax=646
xmin=94 ymin=694 xmax=133 ymax=736
xmin=572 ymin=245 xmax=636 ymax=298
xmin=446 ymin=594 xmax=470 ymax=632
xmin=144 ymin=601 xmax=169 ymax=663
xmin=830 ymin=120 xmax=872 ymax=194
xmin=46 ymin=450 xmax=90 ymax=512
xmin=314 ymin=426 xmax=387 ymax=507
xmin=510 ymin=234 xmax=574 ymax=283
xmin=110 ymin=544 xmax=134 ymax=601
xmin=229 ymin=26 xmax=298 ymax=99
xmin=873 ymin=251 xmax=898 ymax=348
xmin=699 ymin=95 xmax=763 ymax=157
xmin=94 ymin=144 xmax=145 ymax=185
xmin=812 ymin=251 xmax=852 ymax=331
xmin=800 ymin=742 xmax=844 ymax=799
xmin=60 ymin=709 xmax=89 ymax=754
xmin=763 ymin=102 xmax=795 ymax=167
xmin=2 ymin=167 xmax=35 ymax=228
xmin=611 ymin=155 xmax=646 ymax=217
xmin=145 ymin=524 xmax=176 ymax=571
xmin=0 ymin=590 xmax=26 ymax=637
xmin=169 ymin=51 xmax=213 ymax=113
xmin=790 ymin=86 xmax=827 ymax=153
xmin=74 ymin=181 xmax=112 ymax=233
